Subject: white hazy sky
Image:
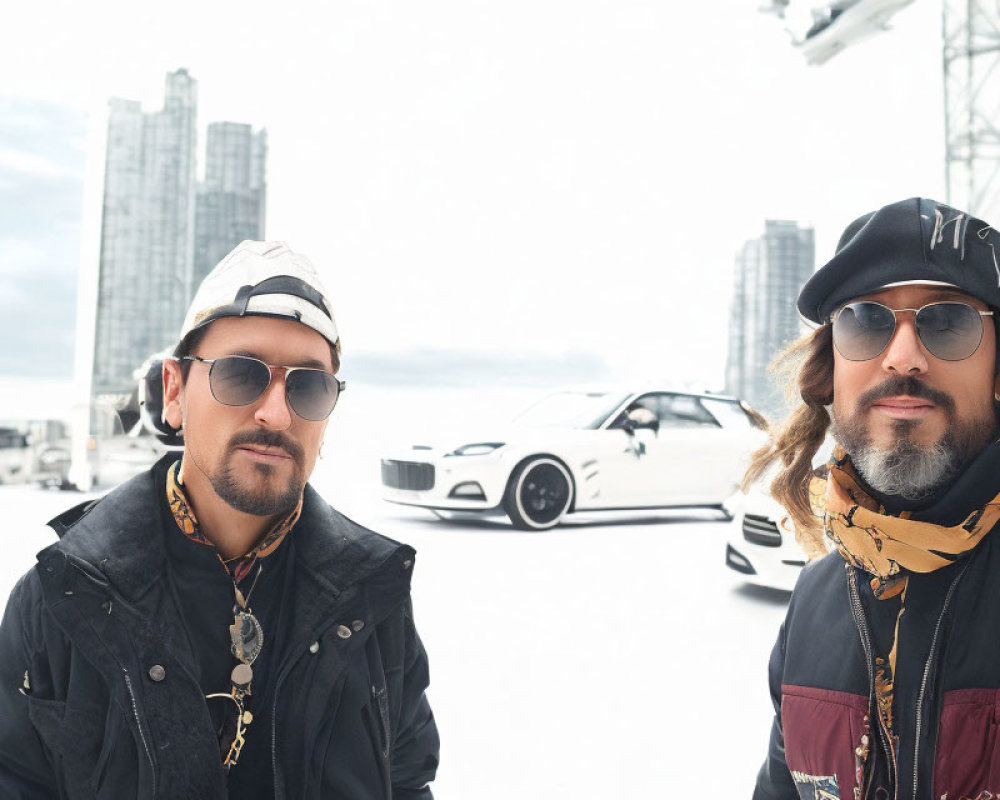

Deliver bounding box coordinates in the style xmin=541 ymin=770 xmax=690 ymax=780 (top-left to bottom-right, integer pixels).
xmin=2 ymin=0 xmax=946 ymax=389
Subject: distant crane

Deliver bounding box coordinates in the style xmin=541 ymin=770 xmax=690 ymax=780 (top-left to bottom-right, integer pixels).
xmin=761 ymin=0 xmax=1000 ymax=221
xmin=942 ymin=0 xmax=1000 ymax=221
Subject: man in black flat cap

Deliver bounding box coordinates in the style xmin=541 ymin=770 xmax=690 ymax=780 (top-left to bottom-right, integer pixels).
xmin=748 ymin=198 xmax=1000 ymax=798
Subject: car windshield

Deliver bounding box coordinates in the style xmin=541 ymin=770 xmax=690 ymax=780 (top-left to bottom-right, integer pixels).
xmin=512 ymin=391 xmax=630 ymax=429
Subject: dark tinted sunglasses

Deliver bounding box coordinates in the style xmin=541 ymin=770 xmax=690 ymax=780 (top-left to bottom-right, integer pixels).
xmin=831 ymin=301 xmax=994 ymax=362
xmin=177 ymin=355 xmax=345 ymax=420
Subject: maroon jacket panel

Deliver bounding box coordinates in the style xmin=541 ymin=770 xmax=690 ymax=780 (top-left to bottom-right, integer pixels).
xmin=934 ymin=688 xmax=1000 ymax=797
xmin=781 ymin=684 xmax=868 ymax=793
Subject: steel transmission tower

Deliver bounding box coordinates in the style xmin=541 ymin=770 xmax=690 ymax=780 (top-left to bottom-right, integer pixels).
xmin=942 ymin=0 xmax=1000 ymax=221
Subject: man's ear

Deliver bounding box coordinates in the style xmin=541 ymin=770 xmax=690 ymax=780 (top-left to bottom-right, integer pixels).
xmin=162 ymin=359 xmax=185 ymax=430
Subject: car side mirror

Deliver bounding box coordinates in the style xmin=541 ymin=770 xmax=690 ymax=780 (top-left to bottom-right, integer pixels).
xmin=623 ymin=408 xmax=659 ymax=436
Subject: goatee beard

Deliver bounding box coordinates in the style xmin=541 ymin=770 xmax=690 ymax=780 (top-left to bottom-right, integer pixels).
xmin=214 ymin=462 xmax=303 ymax=516
xmin=832 ymin=376 xmax=997 ymax=502
xmin=213 ymin=429 xmax=305 ymax=516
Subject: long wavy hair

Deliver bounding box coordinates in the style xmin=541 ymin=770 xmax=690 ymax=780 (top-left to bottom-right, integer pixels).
xmin=742 ymin=324 xmax=834 ymax=544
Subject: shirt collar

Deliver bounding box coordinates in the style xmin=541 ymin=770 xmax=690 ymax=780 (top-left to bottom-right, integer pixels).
xmin=165 ymin=458 xmax=302 ymax=580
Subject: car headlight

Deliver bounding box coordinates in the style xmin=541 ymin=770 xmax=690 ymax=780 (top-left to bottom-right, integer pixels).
xmin=447 ymin=442 xmax=506 ymax=457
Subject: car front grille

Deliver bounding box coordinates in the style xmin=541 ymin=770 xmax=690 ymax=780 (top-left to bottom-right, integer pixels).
xmin=381 ymin=460 xmax=435 ymax=491
xmin=743 ymin=513 xmax=782 ymax=548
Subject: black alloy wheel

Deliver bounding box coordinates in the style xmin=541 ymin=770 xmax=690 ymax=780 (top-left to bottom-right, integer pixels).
xmin=502 ymin=457 xmax=574 ymax=530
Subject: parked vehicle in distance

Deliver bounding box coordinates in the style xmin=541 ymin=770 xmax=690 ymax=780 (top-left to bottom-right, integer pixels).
xmin=724 ymin=440 xmax=833 ymax=591
xmin=381 ymin=388 xmax=767 ymax=530
xmin=89 ymin=425 xmax=165 ymax=489
xmin=0 ymin=426 xmax=32 ymax=484
xmin=0 ymin=420 xmax=74 ymax=488
xmin=33 ymin=442 xmax=73 ymax=489
xmin=724 ymin=487 xmax=812 ymax=592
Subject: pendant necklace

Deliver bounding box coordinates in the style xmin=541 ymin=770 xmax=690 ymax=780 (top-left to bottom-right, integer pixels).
xmin=229 ymin=561 xmax=264 ymax=668
xmin=206 ymin=560 xmax=263 ymax=769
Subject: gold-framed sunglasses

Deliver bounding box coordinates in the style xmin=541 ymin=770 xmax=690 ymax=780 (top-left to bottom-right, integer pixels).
xmin=831 ymin=301 xmax=994 ymax=362
xmin=175 ymin=355 xmax=345 ymax=420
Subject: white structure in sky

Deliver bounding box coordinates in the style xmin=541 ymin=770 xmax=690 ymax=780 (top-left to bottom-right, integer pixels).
xmin=764 ymin=1 xmax=1000 ymax=221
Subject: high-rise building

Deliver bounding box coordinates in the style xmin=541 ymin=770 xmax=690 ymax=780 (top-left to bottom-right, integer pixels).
xmin=194 ymin=122 xmax=268 ymax=286
xmin=93 ymin=69 xmax=198 ymax=401
xmin=725 ymin=220 xmax=815 ymax=417
xmin=91 ymin=71 xmax=267 ymax=406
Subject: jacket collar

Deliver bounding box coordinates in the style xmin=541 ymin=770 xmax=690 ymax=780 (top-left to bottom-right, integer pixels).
xmin=42 ymin=460 xmax=414 ymax=611
xmin=904 ymin=439 xmax=1000 ymax=526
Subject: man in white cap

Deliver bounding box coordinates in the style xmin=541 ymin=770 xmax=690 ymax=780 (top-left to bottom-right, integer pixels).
xmin=0 ymin=241 xmax=439 ymax=798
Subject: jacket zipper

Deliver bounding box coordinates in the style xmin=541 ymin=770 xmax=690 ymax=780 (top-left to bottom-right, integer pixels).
xmin=272 ymin=662 xmax=291 ymax=800
xmin=912 ymin=564 xmax=967 ymax=800
xmin=124 ymin=668 xmax=158 ymax=797
xmin=847 ymin=564 xmax=895 ymax=797
xmin=372 ymin=684 xmax=393 ymax=798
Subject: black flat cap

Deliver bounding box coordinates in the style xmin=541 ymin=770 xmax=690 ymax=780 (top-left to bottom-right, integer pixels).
xmin=797 ymin=197 xmax=1000 ymax=323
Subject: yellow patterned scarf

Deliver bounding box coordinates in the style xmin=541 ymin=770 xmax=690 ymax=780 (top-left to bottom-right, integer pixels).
xmin=166 ymin=459 xmax=302 ymax=581
xmin=815 ymin=446 xmax=1000 ymax=744
xmin=821 ymin=447 xmax=1000 ymax=584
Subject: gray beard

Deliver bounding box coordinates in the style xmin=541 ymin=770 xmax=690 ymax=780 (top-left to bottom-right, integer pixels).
xmin=832 ymin=415 xmax=995 ymax=502
xmin=842 ymin=421 xmax=958 ymax=501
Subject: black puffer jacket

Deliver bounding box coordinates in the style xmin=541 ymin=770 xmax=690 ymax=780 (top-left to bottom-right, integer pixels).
xmin=0 ymin=463 xmax=439 ymax=799
xmin=755 ymin=443 xmax=1000 ymax=799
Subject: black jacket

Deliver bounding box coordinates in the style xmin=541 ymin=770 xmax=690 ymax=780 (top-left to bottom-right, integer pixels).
xmin=755 ymin=442 xmax=1000 ymax=799
xmin=0 ymin=463 xmax=439 ymax=799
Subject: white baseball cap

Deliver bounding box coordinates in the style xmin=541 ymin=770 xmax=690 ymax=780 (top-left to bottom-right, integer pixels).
xmin=180 ymin=241 xmax=339 ymax=348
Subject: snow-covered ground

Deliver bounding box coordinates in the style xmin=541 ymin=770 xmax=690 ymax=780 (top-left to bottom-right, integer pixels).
xmin=0 ymin=383 xmax=790 ymax=796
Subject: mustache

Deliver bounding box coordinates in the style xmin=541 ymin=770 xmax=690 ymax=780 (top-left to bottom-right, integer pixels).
xmin=228 ymin=429 xmax=305 ymax=464
xmin=856 ymin=376 xmax=956 ymax=414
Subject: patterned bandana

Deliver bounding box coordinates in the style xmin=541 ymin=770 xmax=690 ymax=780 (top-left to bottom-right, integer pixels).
xmin=165 ymin=459 xmax=302 ymax=581
xmin=815 ymin=446 xmax=1000 ymax=746
xmin=820 ymin=447 xmax=1000 ymax=586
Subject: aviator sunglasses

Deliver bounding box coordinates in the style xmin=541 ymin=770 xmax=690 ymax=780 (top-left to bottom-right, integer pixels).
xmin=831 ymin=301 xmax=995 ymax=362
xmin=176 ymin=355 xmax=345 ymax=420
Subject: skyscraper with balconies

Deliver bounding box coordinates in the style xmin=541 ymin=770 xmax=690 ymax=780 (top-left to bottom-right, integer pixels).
xmin=725 ymin=220 xmax=815 ymax=417
xmin=92 ymin=69 xmax=198 ymax=401
xmin=91 ymin=72 xmax=267 ymax=407
xmin=194 ymin=122 xmax=268 ymax=285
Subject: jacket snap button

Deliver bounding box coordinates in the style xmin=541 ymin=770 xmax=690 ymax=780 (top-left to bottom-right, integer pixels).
xmin=148 ymin=665 xmax=166 ymax=682
xmin=309 ymin=641 xmax=320 ymax=654
xmin=336 ymin=625 xmax=352 ymax=639
xmin=351 ymin=619 xmax=365 ymax=632
xmin=402 ymin=559 xmax=412 ymax=570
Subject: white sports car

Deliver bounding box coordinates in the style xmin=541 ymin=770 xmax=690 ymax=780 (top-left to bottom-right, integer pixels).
xmin=724 ymin=442 xmax=833 ymax=591
xmin=724 ymin=488 xmax=811 ymax=592
xmin=381 ymin=388 xmax=767 ymax=530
